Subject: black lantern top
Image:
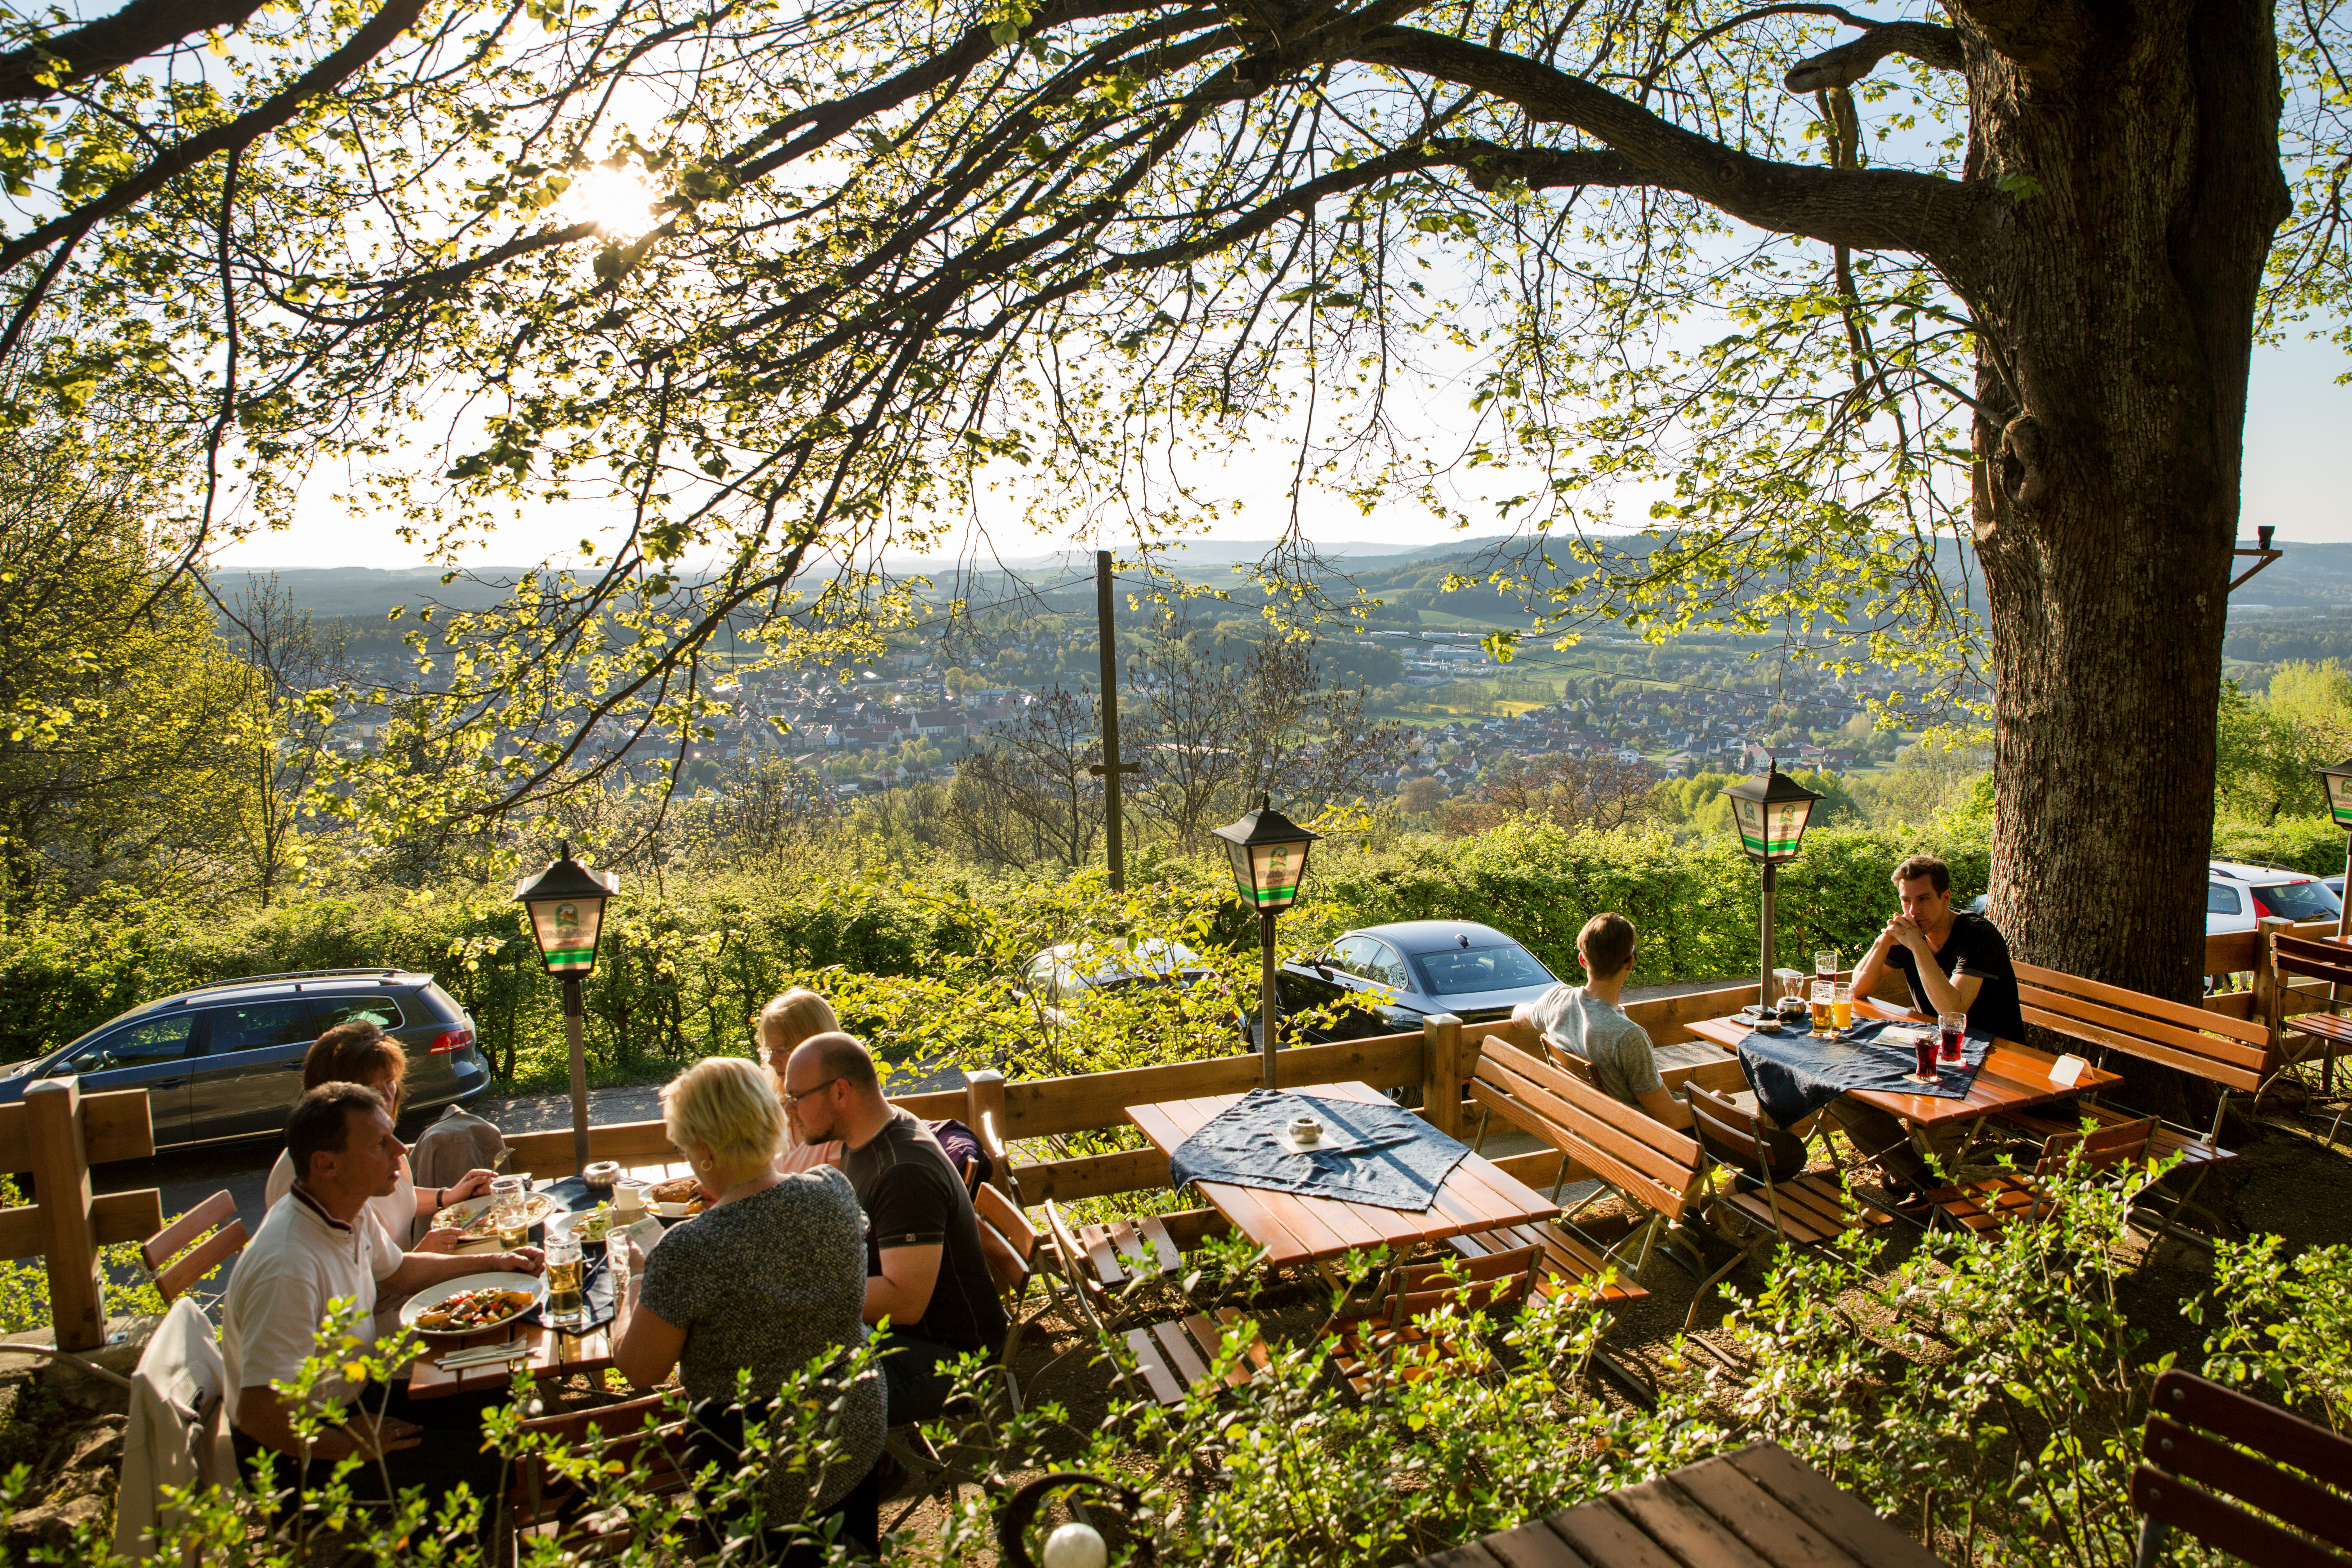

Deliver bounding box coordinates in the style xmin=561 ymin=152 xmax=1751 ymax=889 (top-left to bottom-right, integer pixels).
xmin=1209 ymin=795 xmax=1322 ymax=915
xmin=512 ymin=839 xmax=620 ymax=976
xmin=1722 ymin=763 xmax=1824 ymax=866
xmin=2318 ymin=757 xmax=2352 ymax=831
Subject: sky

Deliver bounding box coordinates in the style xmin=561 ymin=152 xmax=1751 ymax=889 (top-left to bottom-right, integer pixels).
xmin=213 ymin=327 xmax=2352 ymax=572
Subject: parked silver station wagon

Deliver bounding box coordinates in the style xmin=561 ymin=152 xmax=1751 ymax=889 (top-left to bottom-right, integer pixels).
xmin=0 ymin=968 xmax=491 ymax=1149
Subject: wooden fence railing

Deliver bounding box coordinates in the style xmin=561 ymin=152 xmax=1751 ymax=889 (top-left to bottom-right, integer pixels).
xmin=2 ymin=1080 xmax=162 ymax=1351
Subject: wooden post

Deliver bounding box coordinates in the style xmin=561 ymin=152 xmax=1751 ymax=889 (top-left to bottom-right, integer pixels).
xmin=2254 ymin=914 xmax=2288 ymax=1054
xmin=1422 ymin=1013 xmax=1464 ymax=1140
xmin=964 ymin=1069 xmax=1010 ymax=1193
xmin=26 ymin=1078 xmax=103 ymax=1352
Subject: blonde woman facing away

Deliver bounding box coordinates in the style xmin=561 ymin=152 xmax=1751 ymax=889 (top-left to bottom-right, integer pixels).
xmin=757 ymin=988 xmax=844 ymax=1173
xmin=613 ymin=1056 xmax=885 ymax=1552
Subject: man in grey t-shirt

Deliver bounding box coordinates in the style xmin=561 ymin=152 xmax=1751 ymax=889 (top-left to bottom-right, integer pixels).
xmin=1512 ymin=912 xmax=1693 ymax=1131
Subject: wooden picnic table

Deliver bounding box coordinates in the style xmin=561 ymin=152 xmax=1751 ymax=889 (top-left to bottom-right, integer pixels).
xmin=1405 ymin=1440 xmax=1951 ymax=1567
xmin=1684 ymin=997 xmax=2123 ymax=1128
xmin=1125 ymin=1080 xmax=1561 ymax=1273
xmin=405 ymin=1158 xmax=692 ymax=1400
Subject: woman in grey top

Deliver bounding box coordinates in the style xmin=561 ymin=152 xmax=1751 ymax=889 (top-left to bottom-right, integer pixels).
xmin=615 ymin=1056 xmax=886 ymax=1552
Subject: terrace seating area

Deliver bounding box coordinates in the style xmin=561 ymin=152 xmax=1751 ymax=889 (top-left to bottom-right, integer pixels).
xmin=18 ymin=915 xmax=2352 ymax=1565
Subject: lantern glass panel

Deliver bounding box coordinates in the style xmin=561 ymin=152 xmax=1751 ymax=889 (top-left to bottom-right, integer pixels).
xmin=1244 ymin=838 xmax=1310 ymax=911
xmin=1733 ymin=794 xmax=1813 ymax=863
xmin=2329 ymin=771 xmax=2352 ymax=830
xmin=527 ymin=896 xmax=604 ymax=974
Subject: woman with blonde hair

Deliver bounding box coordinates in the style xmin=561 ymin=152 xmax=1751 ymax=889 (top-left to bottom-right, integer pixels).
xmin=613 ymin=1055 xmax=884 ymax=1553
xmin=756 ymin=988 xmax=844 ymax=1172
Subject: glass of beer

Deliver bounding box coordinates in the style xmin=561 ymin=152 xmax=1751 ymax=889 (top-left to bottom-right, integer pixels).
xmin=1809 ymin=980 xmax=1835 ymax=1034
xmin=1938 ymin=1010 xmax=1968 ymax=1067
xmin=491 ymin=1174 xmax=531 ymax=1250
xmin=1831 ymin=982 xmax=1854 ymax=1033
xmin=1815 ymin=949 xmax=1838 ymax=981
xmin=543 ymin=1226 xmax=586 ymax=1327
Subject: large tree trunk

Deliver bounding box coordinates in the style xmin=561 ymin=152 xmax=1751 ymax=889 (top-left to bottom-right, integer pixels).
xmin=1969 ymin=0 xmax=2290 ymax=1056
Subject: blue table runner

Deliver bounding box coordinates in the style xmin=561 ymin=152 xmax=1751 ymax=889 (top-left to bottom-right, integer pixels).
xmin=1737 ymin=1019 xmax=1993 ymax=1129
xmin=1167 ymin=1089 xmax=1471 ymax=1212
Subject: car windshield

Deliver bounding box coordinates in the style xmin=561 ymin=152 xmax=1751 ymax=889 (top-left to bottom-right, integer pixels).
xmin=2254 ymin=880 xmax=2342 ymax=921
xmin=1414 ymin=944 xmax=1553 ymax=996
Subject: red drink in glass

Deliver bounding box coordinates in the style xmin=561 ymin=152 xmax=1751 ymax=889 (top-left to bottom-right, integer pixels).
xmin=1936 ymin=1010 xmax=1968 ymax=1069
xmin=1913 ymin=1031 xmax=1938 ymax=1079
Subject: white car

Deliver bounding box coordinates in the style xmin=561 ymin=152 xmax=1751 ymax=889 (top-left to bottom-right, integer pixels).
xmin=1019 ymin=937 xmax=1239 ymax=1034
xmin=2207 ymin=859 xmax=2341 ymax=936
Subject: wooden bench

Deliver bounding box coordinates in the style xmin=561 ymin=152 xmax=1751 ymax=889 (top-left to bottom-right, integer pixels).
xmin=1468 ymin=1035 xmax=1707 ymax=1282
xmin=2132 ymin=1368 xmax=2352 ymax=1566
xmin=1994 ymin=960 xmax=2274 ymax=1243
xmin=1924 ymin=1115 xmax=2158 ymax=1238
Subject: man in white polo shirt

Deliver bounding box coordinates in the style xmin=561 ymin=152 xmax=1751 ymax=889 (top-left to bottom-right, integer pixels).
xmin=224 ymin=1082 xmax=539 ymax=1513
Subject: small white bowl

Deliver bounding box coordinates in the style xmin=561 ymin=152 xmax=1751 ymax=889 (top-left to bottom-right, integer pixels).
xmin=1287 ymin=1115 xmax=1323 ymax=1146
xmin=582 ymin=1160 xmax=621 ymax=1189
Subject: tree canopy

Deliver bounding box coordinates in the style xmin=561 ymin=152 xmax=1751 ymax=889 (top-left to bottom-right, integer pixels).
xmin=0 ymin=2 xmax=2344 ymax=959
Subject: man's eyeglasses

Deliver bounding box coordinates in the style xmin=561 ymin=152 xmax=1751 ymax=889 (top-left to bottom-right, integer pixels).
xmin=782 ymin=1077 xmax=841 ymax=1106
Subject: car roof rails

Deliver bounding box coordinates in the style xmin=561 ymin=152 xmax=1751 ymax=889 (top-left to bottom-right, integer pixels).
xmin=177 ymin=967 xmax=411 ymax=996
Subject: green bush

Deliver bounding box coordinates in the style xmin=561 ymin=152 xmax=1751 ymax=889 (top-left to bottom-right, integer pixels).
xmin=2209 ymin=814 xmax=2349 ymax=877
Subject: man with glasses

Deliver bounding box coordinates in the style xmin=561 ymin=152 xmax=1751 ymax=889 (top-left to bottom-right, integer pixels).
xmin=780 ymin=1032 xmax=1008 ymax=1428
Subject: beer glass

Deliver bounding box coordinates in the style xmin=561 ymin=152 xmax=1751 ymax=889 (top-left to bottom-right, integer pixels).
xmin=543 ymin=1227 xmax=586 ymax=1327
xmin=491 ymin=1174 xmax=531 ymax=1250
xmin=1938 ymin=1010 xmax=1968 ymax=1067
xmin=1831 ymin=982 xmax=1853 ymax=1033
xmin=1815 ymin=949 xmax=1838 ymax=980
xmin=1809 ymin=980 xmax=1835 ymax=1034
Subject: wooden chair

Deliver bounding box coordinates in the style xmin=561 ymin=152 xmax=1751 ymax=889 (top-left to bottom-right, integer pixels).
xmin=505 ymin=1392 xmax=690 ymax=1555
xmin=1111 ymin=1307 xmax=1270 ymax=1408
xmin=1993 ymin=960 xmax=2274 ymax=1243
xmin=1684 ymin=1085 xmax=1891 ymax=1330
xmin=140 ymin=1191 xmax=246 ymax=1311
xmin=1040 ymin=1197 xmax=1183 ymax=1334
xmin=2265 ymin=927 xmax=2352 ymax=1137
xmin=1468 ymin=1035 xmax=1709 ymax=1281
xmin=1323 ymin=1245 xmax=1539 ymax=1398
xmin=2131 ymin=1368 xmax=2352 ymax=1567
xmin=1923 ymin=1115 xmax=2159 ymax=1238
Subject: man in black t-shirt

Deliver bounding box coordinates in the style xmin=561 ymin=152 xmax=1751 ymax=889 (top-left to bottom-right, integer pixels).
xmin=782 ymin=1031 xmax=1009 ymax=1426
xmin=1839 ymin=854 xmax=2027 ymax=1194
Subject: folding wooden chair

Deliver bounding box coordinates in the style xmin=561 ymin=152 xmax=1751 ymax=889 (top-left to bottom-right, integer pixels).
xmin=1924 ymin=1115 xmax=2158 ymax=1238
xmin=1110 ymin=1307 xmax=1271 ymax=1409
xmin=1323 ymin=1244 xmax=1540 ymax=1398
xmin=1040 ymin=1197 xmax=1183 ymax=1334
xmin=2132 ymin=1368 xmax=2352 ymax=1567
xmin=1684 ymin=1085 xmax=1891 ymax=1330
xmin=506 ymin=1392 xmax=690 ymax=1556
xmin=140 ymin=1191 xmax=246 ymax=1312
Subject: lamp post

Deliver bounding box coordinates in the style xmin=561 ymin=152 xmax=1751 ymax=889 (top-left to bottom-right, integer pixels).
xmin=2316 ymin=757 xmax=2352 ymax=939
xmin=1722 ymin=762 xmax=1824 ymax=1011
xmin=513 ymin=839 xmax=620 ymax=1175
xmin=1211 ymin=796 xmax=1322 ymax=1089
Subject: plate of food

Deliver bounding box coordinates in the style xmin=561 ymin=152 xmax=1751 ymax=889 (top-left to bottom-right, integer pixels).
xmin=400 ymin=1272 xmax=546 ymax=1338
xmin=647 ymin=1176 xmax=705 ymax=1217
xmin=563 ymin=1203 xmax=615 ymax=1245
xmin=433 ymin=1191 xmax=562 ymax=1242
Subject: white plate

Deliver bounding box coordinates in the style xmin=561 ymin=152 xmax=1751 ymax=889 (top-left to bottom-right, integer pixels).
xmin=433 ymin=1191 xmax=561 ymax=1242
xmin=399 ymin=1271 xmax=547 ymax=1339
xmin=652 ymin=1200 xmax=702 ymax=1218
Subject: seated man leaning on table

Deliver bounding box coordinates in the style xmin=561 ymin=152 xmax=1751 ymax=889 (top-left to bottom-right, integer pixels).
xmin=780 ymin=1031 xmax=1010 ymax=1428
xmin=1840 ymin=853 xmax=2029 ymax=1195
xmin=222 ymin=1083 xmax=543 ymax=1518
xmin=1514 ymin=911 xmax=1809 ymax=1184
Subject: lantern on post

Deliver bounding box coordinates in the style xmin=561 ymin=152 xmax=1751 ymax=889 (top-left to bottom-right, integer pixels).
xmin=2314 ymin=757 xmax=2352 ymax=938
xmin=514 ymin=840 xmax=619 ymax=1174
xmin=1722 ymin=762 xmax=1824 ymax=1011
xmin=1211 ymin=796 xmax=1322 ymax=1089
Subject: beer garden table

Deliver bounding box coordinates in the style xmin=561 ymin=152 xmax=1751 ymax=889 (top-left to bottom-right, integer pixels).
xmin=1124 ymin=1080 xmax=1562 ymax=1277
xmin=1682 ymin=996 xmax=2124 ymax=1129
xmin=403 ymin=1157 xmax=693 ymax=1400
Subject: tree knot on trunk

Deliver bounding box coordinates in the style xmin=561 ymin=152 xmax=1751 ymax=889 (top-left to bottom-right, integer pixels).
xmin=1997 ymin=413 xmax=2049 ymax=508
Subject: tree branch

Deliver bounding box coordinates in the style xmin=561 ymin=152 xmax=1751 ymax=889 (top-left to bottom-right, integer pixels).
xmin=1784 ymin=21 xmax=1964 ymax=91
xmin=0 ymin=0 xmax=422 ymax=275
xmin=1352 ymin=25 xmax=1969 ymax=255
xmin=0 ymin=0 xmax=268 ymax=102
xmin=1427 ymin=138 xmax=1678 ymax=193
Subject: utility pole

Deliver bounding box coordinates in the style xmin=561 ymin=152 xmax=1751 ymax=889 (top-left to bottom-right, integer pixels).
xmin=1087 ymin=548 xmax=1140 ymax=891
